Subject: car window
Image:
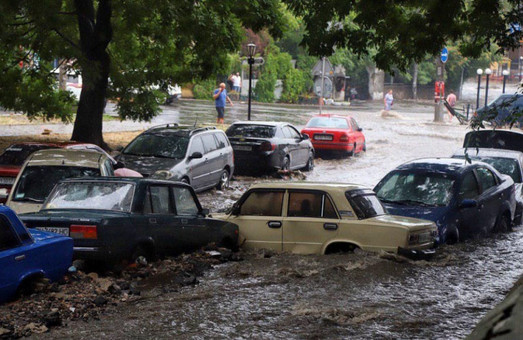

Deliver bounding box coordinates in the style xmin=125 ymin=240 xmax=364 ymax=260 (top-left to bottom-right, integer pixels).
xmin=201 ymin=134 xmax=218 ymax=153
xmin=288 ymin=191 xmax=338 ymax=218
xmin=0 ymin=215 xmax=20 ymax=251
xmin=346 ymin=191 xmax=387 ymax=219
xmin=144 ymin=186 xmax=173 ymax=214
xmin=215 ymin=133 xmax=229 ymax=149
xmin=189 ymin=136 xmax=205 ymax=155
xmin=306 ymin=117 xmax=349 ymax=129
xmin=476 ymin=167 xmax=497 ymax=192
xmin=470 ymin=157 xmax=522 ymax=183
xmin=240 ymin=191 xmax=283 ymax=216
xmin=173 ymin=186 xmax=199 ymax=216
xmin=104 ymin=159 xmax=114 ymax=176
xmin=459 ymin=172 xmax=480 ymax=200
xmin=0 ymin=145 xmax=55 ymax=166
xmin=351 ymin=118 xmax=360 ymax=131
xmin=123 ymin=133 xmax=189 ymax=159
xmin=287 ymin=126 xmax=301 ymax=139
xmin=281 ymin=127 xmax=293 ymax=138
xmin=226 ymin=125 xmax=276 ymax=138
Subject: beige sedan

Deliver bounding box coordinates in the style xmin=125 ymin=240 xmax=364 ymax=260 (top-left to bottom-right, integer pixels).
xmin=220 ymin=182 xmax=437 ymax=257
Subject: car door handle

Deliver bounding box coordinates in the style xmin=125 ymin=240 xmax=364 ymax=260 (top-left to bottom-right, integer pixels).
xmin=149 ymin=218 xmax=157 ymax=224
xmin=324 ymin=223 xmax=338 ymax=231
xmin=15 ymin=255 xmax=26 ymax=261
xmin=267 ymin=221 xmax=282 ymax=228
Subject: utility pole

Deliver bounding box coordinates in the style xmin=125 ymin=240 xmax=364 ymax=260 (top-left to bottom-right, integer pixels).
xmin=319 ymin=57 xmax=325 ymax=114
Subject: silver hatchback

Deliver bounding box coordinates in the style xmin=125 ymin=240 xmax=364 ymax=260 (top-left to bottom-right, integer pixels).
xmin=117 ymin=125 xmax=234 ymax=192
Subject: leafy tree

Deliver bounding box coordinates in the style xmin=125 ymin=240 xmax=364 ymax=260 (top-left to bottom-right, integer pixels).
xmin=255 ymin=45 xmax=292 ymax=102
xmin=281 ymin=67 xmax=307 ymax=103
xmin=0 ymin=0 xmax=284 ymax=147
xmin=192 ymin=79 xmax=217 ymax=100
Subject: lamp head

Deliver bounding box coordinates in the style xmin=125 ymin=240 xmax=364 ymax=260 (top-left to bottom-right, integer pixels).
xmin=485 ymin=68 xmax=492 ymax=75
xmin=502 ymin=70 xmax=509 ymax=76
xmin=477 ymin=69 xmax=483 ymax=75
xmin=247 ymin=43 xmax=256 ymax=58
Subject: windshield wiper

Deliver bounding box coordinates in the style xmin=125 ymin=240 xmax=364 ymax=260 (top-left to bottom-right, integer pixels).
xmin=151 ymin=154 xmax=176 ymax=159
xmin=394 ymin=199 xmax=435 ymax=207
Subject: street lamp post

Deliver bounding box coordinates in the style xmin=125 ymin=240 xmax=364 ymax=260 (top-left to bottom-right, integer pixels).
xmin=484 ymin=68 xmax=492 ymax=107
xmin=502 ymin=69 xmax=509 ymax=93
xmin=476 ymin=69 xmax=483 ymax=109
xmin=247 ymin=43 xmax=256 ymax=121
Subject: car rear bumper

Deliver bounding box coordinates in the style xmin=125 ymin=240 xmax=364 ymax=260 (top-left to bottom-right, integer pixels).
xmin=398 ymin=247 xmax=436 ymax=260
xmin=234 ymin=152 xmax=279 ymax=172
xmin=74 ymin=246 xmax=107 ymax=261
xmin=311 ymin=141 xmax=353 ymax=151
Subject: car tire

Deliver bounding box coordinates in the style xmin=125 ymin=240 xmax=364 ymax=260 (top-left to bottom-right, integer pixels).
xmin=446 ymin=226 xmax=459 ymax=244
xmin=304 ymin=152 xmax=314 ymax=171
xmin=216 ymin=169 xmax=230 ymax=190
xmin=131 ymin=244 xmax=155 ymax=265
xmin=347 ymin=144 xmax=356 ymax=157
xmin=362 ymin=141 xmax=367 ymax=152
xmin=282 ymin=156 xmax=290 ymax=171
xmin=494 ymin=213 xmax=511 ymax=233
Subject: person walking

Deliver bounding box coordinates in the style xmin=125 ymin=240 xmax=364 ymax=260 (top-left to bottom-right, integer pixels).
xmin=446 ymin=90 xmax=457 ymax=122
xmin=213 ymin=82 xmax=233 ymax=124
xmin=384 ymin=89 xmax=393 ymax=111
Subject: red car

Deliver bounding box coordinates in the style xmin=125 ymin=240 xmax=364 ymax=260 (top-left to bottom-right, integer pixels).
xmin=301 ymin=114 xmax=366 ymax=156
xmin=0 ymin=142 xmax=136 ymax=204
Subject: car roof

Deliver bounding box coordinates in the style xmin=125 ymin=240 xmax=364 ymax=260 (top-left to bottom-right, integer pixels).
xmin=26 ymin=149 xmax=106 ymax=167
xmin=7 ymin=141 xmax=83 ymax=149
xmin=395 ymin=158 xmax=480 ymax=175
xmin=310 ymin=114 xmax=352 ymax=119
xmin=144 ymin=124 xmax=219 ymax=137
xmin=453 ymin=148 xmax=523 ymax=160
xmin=230 ymin=121 xmax=288 ymax=127
xmin=58 ymin=176 xmax=193 ymax=188
xmin=249 ymin=181 xmax=369 ymax=192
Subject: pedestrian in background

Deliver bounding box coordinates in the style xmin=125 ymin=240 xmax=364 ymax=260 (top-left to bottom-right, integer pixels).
xmin=384 ymin=89 xmax=393 ymax=111
xmin=213 ymin=83 xmax=233 ymax=124
xmin=232 ymin=72 xmax=241 ymax=93
xmin=446 ymin=90 xmax=457 ymax=122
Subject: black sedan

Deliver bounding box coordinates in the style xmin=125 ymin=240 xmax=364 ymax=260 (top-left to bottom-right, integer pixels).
xmin=226 ymin=121 xmax=314 ymax=175
xmin=20 ymin=178 xmax=239 ymax=264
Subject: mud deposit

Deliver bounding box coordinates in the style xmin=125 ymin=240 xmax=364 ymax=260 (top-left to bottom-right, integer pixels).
xmin=15 ymin=102 xmax=523 ymax=338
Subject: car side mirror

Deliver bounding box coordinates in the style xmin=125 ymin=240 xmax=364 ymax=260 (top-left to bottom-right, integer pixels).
xmin=189 ymin=152 xmax=203 ymax=159
xmin=231 ymin=203 xmax=240 ymax=216
xmin=357 ymin=127 xmax=363 ymax=132
xmin=301 ymin=134 xmax=309 ymax=140
xmin=114 ymin=161 xmax=125 ymax=170
xmin=459 ymin=199 xmax=477 ymax=209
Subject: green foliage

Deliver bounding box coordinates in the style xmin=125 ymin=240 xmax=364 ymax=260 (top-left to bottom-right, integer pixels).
xmin=193 ymin=79 xmax=217 ymax=100
xmin=255 ymin=46 xmax=293 ymax=103
xmin=281 ymin=67 xmax=307 ymax=103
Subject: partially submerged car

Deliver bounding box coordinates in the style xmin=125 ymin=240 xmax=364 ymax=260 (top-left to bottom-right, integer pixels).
xmin=452 ymin=147 xmax=523 ymax=225
xmin=0 ymin=205 xmax=73 ymax=304
xmin=20 ymin=178 xmax=239 ymax=264
xmin=300 ymin=114 xmax=366 ymax=156
xmin=117 ymin=125 xmax=234 ymax=192
xmin=463 ymin=129 xmax=523 ymax=152
xmin=6 ymin=149 xmax=114 ymax=214
xmin=226 ymin=121 xmax=314 ymax=175
xmin=474 ymin=94 xmax=523 ymax=127
xmin=219 ymin=182 xmax=437 ymax=258
xmin=374 ymin=158 xmax=516 ymax=244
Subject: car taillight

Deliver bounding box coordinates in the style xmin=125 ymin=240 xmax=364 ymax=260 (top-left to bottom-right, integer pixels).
xmin=70 ymin=225 xmax=98 ymax=239
xmin=259 ymin=141 xmax=276 ymax=151
xmin=340 ymin=135 xmax=349 ymax=142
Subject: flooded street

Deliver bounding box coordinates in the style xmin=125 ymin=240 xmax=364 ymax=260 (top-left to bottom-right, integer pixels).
xmin=38 ymin=101 xmax=523 ymax=339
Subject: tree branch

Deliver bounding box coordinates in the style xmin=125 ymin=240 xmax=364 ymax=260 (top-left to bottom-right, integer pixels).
xmin=53 ymin=28 xmax=81 ymax=50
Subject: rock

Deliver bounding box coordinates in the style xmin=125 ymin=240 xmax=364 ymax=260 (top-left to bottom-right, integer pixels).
xmin=43 ymin=310 xmax=62 ymax=327
xmin=94 ymin=295 xmax=108 ymax=307
xmin=118 ymin=280 xmax=130 ymax=290
xmin=0 ymin=328 xmax=11 ymax=336
xmin=97 ymin=278 xmax=113 ymax=292
xmin=24 ymin=322 xmax=48 ymax=334
xmin=87 ymin=272 xmax=99 ymax=280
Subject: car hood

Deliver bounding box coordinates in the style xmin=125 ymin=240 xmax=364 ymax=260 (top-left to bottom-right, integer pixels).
xmin=118 ymin=154 xmax=183 ymax=176
xmin=366 ymin=214 xmax=436 ymax=231
xmin=383 ymin=203 xmax=448 ymax=225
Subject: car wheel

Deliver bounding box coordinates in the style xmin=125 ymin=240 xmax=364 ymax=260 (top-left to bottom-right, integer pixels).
xmin=282 ymin=156 xmax=290 ymax=171
xmin=446 ymin=226 xmax=459 ymax=244
xmin=131 ymin=244 xmax=155 ymax=265
xmin=347 ymin=144 xmax=355 ymax=157
xmin=362 ymin=141 xmax=367 ymax=152
xmin=216 ymin=169 xmax=230 ymax=190
xmin=304 ymin=152 xmax=314 ymax=171
xmin=494 ymin=213 xmax=511 ymax=233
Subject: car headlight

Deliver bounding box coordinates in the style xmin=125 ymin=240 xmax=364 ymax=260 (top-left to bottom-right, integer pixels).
xmin=152 ymin=170 xmax=173 ymax=180
xmin=408 ymin=231 xmax=434 ymax=245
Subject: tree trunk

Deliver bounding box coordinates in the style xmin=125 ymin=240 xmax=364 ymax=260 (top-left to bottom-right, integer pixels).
xmin=58 ymin=60 xmax=67 ymax=91
xmin=71 ymin=0 xmax=112 ymax=149
xmin=366 ymin=65 xmax=384 ymax=100
xmin=412 ymin=63 xmax=418 ymax=100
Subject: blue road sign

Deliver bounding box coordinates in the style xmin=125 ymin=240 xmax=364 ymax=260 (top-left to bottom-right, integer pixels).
xmin=441 ymin=47 xmax=448 ymax=63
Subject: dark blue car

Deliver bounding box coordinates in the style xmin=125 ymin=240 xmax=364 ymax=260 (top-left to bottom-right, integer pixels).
xmin=373 ymin=158 xmax=516 ymax=244
xmin=0 ymin=205 xmax=73 ymax=304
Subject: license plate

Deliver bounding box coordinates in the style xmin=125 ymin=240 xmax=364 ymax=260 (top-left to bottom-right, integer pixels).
xmin=314 ymin=134 xmax=333 ymax=141
xmin=0 ymin=177 xmax=15 ymax=185
xmin=36 ymin=227 xmax=69 ymax=236
xmin=234 ymin=145 xmax=252 ymax=151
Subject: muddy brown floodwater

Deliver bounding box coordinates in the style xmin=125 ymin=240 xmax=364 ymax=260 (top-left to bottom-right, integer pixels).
xmin=39 ymin=102 xmax=523 ymax=339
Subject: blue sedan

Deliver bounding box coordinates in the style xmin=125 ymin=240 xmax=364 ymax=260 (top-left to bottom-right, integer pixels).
xmin=0 ymin=205 xmax=73 ymax=304
xmin=373 ymin=158 xmax=516 ymax=244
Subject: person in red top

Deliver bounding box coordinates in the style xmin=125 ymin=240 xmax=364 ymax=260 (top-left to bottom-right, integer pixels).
xmin=446 ymin=90 xmax=457 ymax=122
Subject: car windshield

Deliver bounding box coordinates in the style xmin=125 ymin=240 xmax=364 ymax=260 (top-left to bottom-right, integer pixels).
xmin=306 ymin=117 xmax=349 ymax=129
xmin=12 ymin=166 xmax=101 ymax=203
xmin=43 ymin=182 xmax=134 ymax=212
xmin=376 ymin=171 xmax=455 ymax=207
xmin=345 ymin=191 xmax=387 ymax=219
xmin=0 ymin=145 xmax=55 ymax=166
xmin=455 ymin=155 xmax=522 ymax=183
xmin=226 ymin=125 xmax=276 ymax=138
xmin=123 ymin=134 xmax=189 ymax=159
